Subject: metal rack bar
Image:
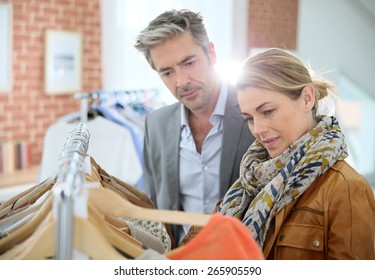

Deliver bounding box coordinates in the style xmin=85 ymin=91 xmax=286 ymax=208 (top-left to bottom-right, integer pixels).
xmin=53 ymin=123 xmax=90 ymax=259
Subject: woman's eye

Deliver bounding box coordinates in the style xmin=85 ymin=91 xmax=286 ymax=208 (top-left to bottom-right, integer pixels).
xmin=263 ymin=109 xmax=275 ymax=116
xmin=244 ymin=116 xmax=254 ymax=123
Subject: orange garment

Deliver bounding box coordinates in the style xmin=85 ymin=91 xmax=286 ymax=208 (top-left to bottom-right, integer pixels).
xmin=168 ymin=214 xmax=264 ymax=260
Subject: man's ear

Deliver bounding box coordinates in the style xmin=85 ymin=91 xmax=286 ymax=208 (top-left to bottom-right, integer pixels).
xmin=302 ymin=85 xmax=316 ymax=111
xmin=208 ymin=42 xmax=217 ymax=65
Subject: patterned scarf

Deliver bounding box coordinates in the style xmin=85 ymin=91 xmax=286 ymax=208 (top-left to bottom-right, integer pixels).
xmin=217 ymin=116 xmax=348 ymax=249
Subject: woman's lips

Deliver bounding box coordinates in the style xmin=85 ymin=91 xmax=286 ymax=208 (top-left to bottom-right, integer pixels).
xmin=262 ymin=137 xmax=278 ymax=149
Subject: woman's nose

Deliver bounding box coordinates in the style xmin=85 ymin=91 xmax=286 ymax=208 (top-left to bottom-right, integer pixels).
xmin=252 ymin=119 xmax=267 ymax=136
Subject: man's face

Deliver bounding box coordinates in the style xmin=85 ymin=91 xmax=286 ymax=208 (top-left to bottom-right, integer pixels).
xmin=150 ymin=32 xmax=217 ymax=112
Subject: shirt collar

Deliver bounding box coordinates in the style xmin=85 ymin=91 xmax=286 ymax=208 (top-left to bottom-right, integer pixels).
xmin=180 ymin=80 xmax=228 ymax=127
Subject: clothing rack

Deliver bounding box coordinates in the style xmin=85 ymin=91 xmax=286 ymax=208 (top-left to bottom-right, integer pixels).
xmin=75 ymin=89 xmax=158 ymax=103
xmin=52 ymin=123 xmax=90 ymax=259
xmin=95 ymin=88 xmax=159 ymax=103
xmin=74 ymin=92 xmax=98 ymax=124
xmin=74 ymin=89 xmax=159 ymax=123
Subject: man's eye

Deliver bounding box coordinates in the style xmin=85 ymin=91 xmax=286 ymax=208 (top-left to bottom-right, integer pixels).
xmin=162 ymin=71 xmax=172 ymax=77
xmin=185 ymin=60 xmax=194 ymax=67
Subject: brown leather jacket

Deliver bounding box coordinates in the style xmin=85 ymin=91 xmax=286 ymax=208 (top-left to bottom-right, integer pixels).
xmin=182 ymin=161 xmax=375 ymax=259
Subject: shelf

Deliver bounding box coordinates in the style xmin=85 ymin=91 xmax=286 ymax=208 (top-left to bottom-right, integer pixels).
xmin=0 ymin=165 xmax=40 ymax=189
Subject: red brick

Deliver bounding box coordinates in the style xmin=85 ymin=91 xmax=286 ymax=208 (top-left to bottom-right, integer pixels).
xmin=5 ymin=0 xmax=101 ymax=165
xmin=248 ymin=0 xmax=297 ymax=50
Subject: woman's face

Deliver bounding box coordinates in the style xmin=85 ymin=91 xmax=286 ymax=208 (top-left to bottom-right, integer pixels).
xmin=238 ymin=87 xmax=316 ymax=158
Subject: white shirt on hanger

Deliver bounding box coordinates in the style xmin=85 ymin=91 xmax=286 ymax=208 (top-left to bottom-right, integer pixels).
xmin=38 ymin=116 xmax=142 ymax=186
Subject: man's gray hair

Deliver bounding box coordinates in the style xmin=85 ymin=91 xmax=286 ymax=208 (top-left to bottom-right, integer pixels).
xmin=134 ymin=9 xmax=210 ymax=70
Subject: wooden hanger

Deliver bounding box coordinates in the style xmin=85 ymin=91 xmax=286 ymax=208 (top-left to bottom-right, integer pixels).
xmin=0 ymin=193 xmax=53 ymax=255
xmin=1 ymin=186 xmax=213 ymax=259
xmin=2 ymin=199 xmax=145 ymax=260
xmin=89 ymin=188 xmax=211 ymax=227
xmin=11 ymin=214 xmax=126 ymax=260
xmin=87 ymin=202 xmax=144 ymax=259
xmin=0 ymin=212 xmax=52 ymax=259
xmin=0 ymin=201 xmax=42 ymax=228
xmin=0 ymin=176 xmax=54 ymax=211
xmin=0 ymin=176 xmax=55 ymax=218
xmin=88 ymin=156 xmax=154 ymax=209
xmin=1 ymin=155 xmax=211 ymax=259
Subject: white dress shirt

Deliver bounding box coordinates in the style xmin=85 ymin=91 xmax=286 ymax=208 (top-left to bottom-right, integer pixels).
xmin=178 ymin=81 xmax=228 ymax=242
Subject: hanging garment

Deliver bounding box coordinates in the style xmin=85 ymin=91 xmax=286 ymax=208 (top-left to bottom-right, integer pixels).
xmin=167 ymin=214 xmax=264 ymax=260
xmin=88 ymin=156 xmax=172 ymax=253
xmin=38 ymin=116 xmax=142 ymax=186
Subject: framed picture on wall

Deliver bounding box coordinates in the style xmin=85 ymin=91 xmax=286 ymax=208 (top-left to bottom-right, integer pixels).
xmin=0 ymin=4 xmax=12 ymax=92
xmin=44 ymin=30 xmax=82 ymax=94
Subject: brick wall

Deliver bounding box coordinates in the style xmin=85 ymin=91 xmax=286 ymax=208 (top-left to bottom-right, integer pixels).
xmin=0 ymin=0 xmax=101 ymax=165
xmin=248 ymin=0 xmax=298 ymax=50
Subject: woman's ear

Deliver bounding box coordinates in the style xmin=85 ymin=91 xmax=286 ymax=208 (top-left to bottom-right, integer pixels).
xmin=301 ymin=85 xmax=316 ymax=111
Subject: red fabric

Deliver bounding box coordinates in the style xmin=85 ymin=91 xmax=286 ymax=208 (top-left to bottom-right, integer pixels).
xmin=168 ymin=214 xmax=264 ymax=260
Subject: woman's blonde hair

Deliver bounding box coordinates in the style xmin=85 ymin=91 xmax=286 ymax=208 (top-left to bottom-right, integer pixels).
xmin=237 ymin=48 xmax=337 ymax=118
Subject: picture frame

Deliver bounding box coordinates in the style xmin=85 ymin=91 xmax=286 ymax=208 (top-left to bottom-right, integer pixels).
xmin=0 ymin=4 xmax=12 ymax=92
xmin=44 ymin=30 xmax=82 ymax=94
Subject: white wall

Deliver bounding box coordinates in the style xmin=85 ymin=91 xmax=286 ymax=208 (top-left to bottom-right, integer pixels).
xmin=298 ymin=0 xmax=375 ymax=183
xmin=101 ymin=0 xmax=248 ymax=104
xmin=0 ymin=4 xmax=12 ymax=92
xmin=297 ymin=0 xmax=375 ymax=96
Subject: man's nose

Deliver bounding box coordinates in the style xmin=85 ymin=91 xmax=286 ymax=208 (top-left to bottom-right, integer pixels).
xmin=176 ymin=70 xmax=190 ymax=88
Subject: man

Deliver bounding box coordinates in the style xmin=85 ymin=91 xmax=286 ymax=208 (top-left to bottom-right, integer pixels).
xmin=134 ymin=9 xmax=254 ymax=244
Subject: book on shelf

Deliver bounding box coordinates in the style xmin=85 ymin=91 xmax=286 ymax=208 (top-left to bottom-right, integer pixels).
xmin=0 ymin=140 xmax=33 ymax=174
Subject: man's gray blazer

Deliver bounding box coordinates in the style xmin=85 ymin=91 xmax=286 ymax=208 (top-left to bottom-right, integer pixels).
xmin=143 ymin=85 xmax=255 ymax=242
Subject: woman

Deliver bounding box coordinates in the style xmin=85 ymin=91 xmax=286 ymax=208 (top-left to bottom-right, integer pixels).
xmin=217 ymin=48 xmax=375 ymax=259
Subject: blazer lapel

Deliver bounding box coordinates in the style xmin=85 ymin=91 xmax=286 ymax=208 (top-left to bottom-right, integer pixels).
xmin=220 ymin=90 xmax=244 ymax=196
xmin=165 ymin=105 xmax=181 ymax=210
